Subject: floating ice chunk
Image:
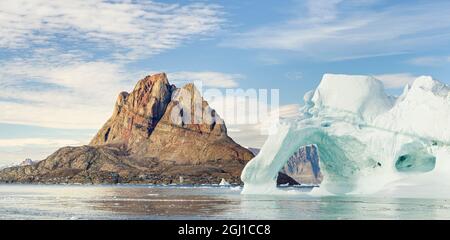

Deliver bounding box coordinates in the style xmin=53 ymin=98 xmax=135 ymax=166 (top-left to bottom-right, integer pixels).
xmin=241 ymin=74 xmax=450 ymax=196
xmin=219 ymin=178 xmax=230 ymax=186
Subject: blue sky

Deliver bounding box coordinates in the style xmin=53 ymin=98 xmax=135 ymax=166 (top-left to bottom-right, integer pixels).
xmin=1 ymin=0 xmax=450 ymax=165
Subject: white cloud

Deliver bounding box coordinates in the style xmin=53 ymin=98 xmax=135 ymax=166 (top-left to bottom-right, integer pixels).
xmin=0 ymin=57 xmax=135 ymax=129
xmin=374 ymin=73 xmax=418 ymax=89
xmin=223 ymin=1 xmax=450 ymax=61
xmin=202 ymin=81 xmax=299 ymax=147
xmin=408 ymin=56 xmax=450 ymax=67
xmin=0 ymin=1 xmax=227 ymax=129
xmin=169 ymin=71 xmax=242 ymax=88
xmin=0 ymin=138 xmax=88 ymax=166
xmin=305 ymin=0 xmax=343 ymax=23
xmin=0 ymin=138 xmax=83 ymax=147
xmin=285 ymin=71 xmax=303 ymax=81
xmin=0 ymin=0 xmax=223 ymax=60
xmin=0 ymin=56 xmax=246 ymax=129
xmin=278 ymin=104 xmax=301 ymax=118
xmin=226 ymin=104 xmax=300 ymax=148
xmin=256 ymin=54 xmax=283 ymax=65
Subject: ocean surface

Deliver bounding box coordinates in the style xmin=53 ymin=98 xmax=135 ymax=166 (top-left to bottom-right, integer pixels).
xmin=1 ymin=184 xmax=450 ymax=219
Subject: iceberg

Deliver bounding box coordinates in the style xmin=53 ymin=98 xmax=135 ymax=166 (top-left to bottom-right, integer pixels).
xmin=241 ymin=74 xmax=450 ymax=196
xmin=219 ymin=178 xmax=231 ymax=186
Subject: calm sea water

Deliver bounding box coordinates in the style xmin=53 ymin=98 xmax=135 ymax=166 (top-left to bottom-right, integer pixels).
xmin=1 ymin=184 xmax=450 ymax=219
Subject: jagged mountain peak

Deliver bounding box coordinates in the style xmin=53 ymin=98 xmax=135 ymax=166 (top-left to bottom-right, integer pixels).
xmin=90 ymin=72 xmax=229 ymax=148
xmin=103 ymin=73 xmax=243 ymax=163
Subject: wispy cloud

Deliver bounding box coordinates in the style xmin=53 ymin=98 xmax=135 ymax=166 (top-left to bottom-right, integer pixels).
xmin=222 ymin=0 xmax=450 ymax=61
xmin=408 ymin=56 xmax=450 ymax=67
xmin=284 ymin=71 xmax=303 ymax=81
xmin=0 ymin=0 xmax=224 ymax=60
xmin=374 ymin=73 xmax=418 ymax=89
xmin=203 ymin=84 xmax=300 ymax=147
xmin=0 ymin=1 xmax=227 ymax=129
xmin=0 ymin=137 xmax=87 ymax=166
xmin=0 ymin=138 xmax=83 ymax=147
xmin=256 ymin=54 xmax=283 ymax=65
xmin=0 ymin=55 xmax=134 ymax=128
xmin=226 ymin=104 xmax=300 ymax=148
xmin=0 ymin=52 xmax=246 ymax=129
xmin=305 ymin=0 xmax=343 ymax=23
xmin=169 ymin=71 xmax=242 ymax=88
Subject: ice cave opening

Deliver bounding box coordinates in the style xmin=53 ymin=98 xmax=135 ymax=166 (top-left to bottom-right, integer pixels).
xmin=241 ymin=125 xmax=366 ymax=195
xmin=395 ymin=153 xmax=436 ymax=173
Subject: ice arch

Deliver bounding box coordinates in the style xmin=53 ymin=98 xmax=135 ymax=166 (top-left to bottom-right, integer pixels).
xmin=241 ymin=74 xmax=450 ymax=195
xmin=242 ymin=126 xmax=365 ymax=194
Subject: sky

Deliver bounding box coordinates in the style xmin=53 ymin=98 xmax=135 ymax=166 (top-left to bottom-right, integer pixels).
xmin=1 ymin=0 xmax=450 ymax=166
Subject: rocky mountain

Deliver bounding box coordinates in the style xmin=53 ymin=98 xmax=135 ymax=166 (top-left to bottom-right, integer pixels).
xmin=20 ymin=159 xmax=36 ymax=166
xmin=277 ymin=145 xmax=322 ymax=186
xmin=0 ymin=73 xmax=254 ymax=184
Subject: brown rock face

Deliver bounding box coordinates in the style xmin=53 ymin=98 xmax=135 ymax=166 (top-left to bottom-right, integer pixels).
xmin=0 ymin=73 xmax=254 ymax=184
xmin=90 ymin=73 xmax=174 ymax=148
